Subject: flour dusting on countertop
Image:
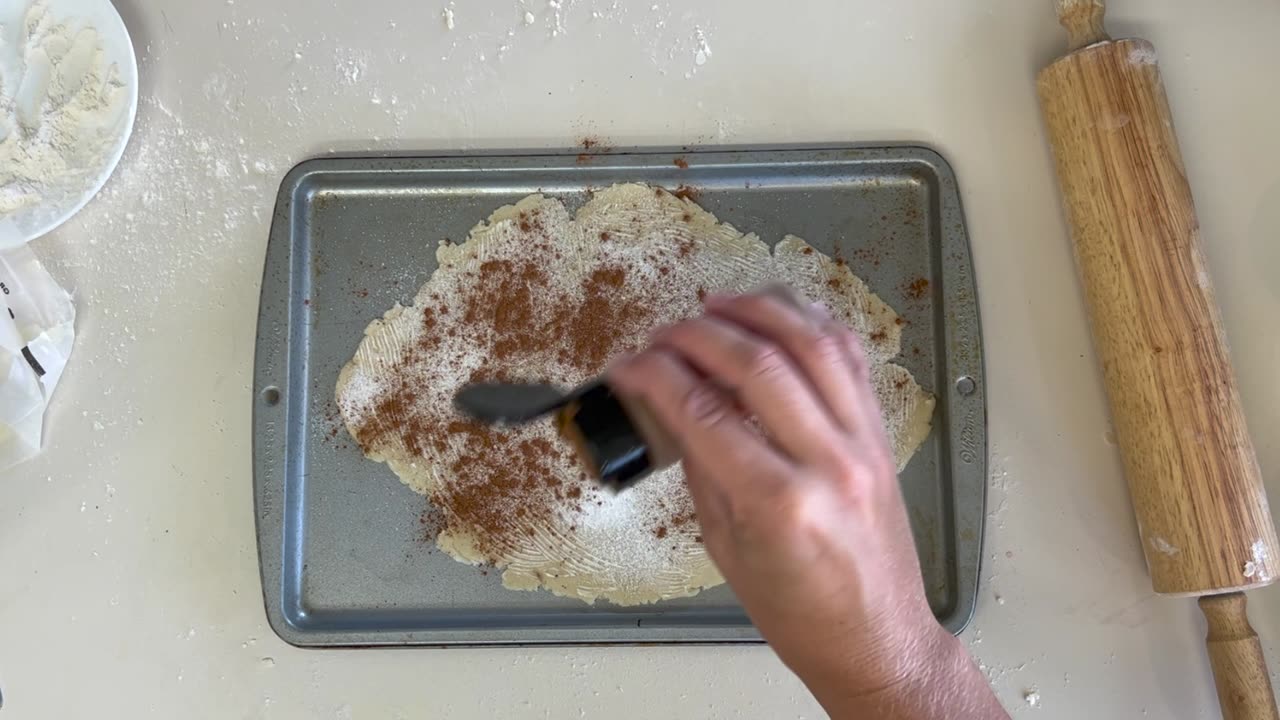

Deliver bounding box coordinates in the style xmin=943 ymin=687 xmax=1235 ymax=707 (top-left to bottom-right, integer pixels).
xmin=1023 ymin=689 xmax=1041 ymax=707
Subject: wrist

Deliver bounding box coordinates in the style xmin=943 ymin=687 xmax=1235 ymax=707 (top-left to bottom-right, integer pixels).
xmin=803 ymin=614 xmax=972 ymax=712
xmin=785 ymin=607 xmax=949 ymax=703
xmin=804 ymin=620 xmax=1000 ymax=720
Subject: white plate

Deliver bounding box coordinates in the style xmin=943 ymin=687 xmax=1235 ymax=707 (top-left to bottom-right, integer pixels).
xmin=0 ymin=0 xmax=138 ymax=248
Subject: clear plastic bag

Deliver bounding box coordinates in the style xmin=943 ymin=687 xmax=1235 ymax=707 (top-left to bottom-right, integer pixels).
xmin=0 ymin=243 xmax=74 ymax=470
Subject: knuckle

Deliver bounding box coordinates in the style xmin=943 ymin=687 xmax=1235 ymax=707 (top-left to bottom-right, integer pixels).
xmin=737 ymin=341 xmax=790 ymax=381
xmin=730 ymin=484 xmax=823 ymax=541
xmin=774 ymin=486 xmax=822 ymax=526
xmin=809 ymin=332 xmax=848 ymax=368
xmin=747 ymin=292 xmax=807 ymax=325
xmin=682 ymin=383 xmax=728 ymax=426
xmin=829 ymin=454 xmax=866 ymax=485
xmin=830 ymin=448 xmax=895 ymax=495
xmin=737 ymin=292 xmax=781 ymax=315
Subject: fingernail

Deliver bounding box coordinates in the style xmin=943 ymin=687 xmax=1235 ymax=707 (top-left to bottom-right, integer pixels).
xmin=809 ymin=301 xmax=831 ymax=319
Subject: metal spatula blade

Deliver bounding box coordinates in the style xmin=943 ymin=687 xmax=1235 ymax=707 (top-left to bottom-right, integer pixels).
xmin=453 ymin=382 xmax=573 ymax=425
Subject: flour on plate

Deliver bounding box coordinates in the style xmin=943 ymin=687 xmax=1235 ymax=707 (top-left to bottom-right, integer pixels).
xmin=0 ymin=1 xmax=129 ymax=220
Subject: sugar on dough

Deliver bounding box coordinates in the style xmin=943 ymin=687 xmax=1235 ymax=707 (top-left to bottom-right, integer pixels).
xmin=336 ymin=183 xmax=935 ymax=605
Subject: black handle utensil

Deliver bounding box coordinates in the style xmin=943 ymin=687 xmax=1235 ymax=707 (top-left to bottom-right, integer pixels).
xmin=453 ymin=381 xmax=669 ymax=490
xmin=453 ymin=382 xmax=577 ymax=425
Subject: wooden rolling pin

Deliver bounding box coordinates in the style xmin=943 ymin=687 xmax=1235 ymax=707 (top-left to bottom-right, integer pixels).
xmin=1037 ymin=1 xmax=1280 ymax=718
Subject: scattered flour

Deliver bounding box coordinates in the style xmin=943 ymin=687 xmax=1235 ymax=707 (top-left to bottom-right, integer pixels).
xmin=1149 ymin=536 xmax=1180 ymax=556
xmin=335 ymin=50 xmax=367 ymax=85
xmin=419 ymin=1 xmax=715 ymax=81
xmin=1244 ymin=539 xmax=1269 ymax=580
xmin=1128 ymin=43 xmax=1158 ymax=66
xmin=693 ymin=25 xmax=711 ymax=66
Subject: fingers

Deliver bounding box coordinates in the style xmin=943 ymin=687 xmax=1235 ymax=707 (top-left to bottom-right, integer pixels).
xmin=608 ymin=349 xmax=794 ymax=498
xmin=651 ymin=315 xmax=848 ymax=462
xmin=680 ymin=453 xmax=729 ymax=540
xmin=704 ymin=292 xmax=867 ymax=433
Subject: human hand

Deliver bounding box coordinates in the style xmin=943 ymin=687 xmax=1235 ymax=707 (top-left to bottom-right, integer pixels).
xmin=609 ymin=288 xmax=1005 ymax=719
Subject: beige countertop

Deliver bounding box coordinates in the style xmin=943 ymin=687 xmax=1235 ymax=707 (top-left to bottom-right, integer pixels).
xmin=4 ymin=0 xmax=1280 ymax=717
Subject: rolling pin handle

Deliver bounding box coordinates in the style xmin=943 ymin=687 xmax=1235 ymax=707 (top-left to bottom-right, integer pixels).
xmin=1055 ymin=0 xmax=1111 ymax=51
xmin=1199 ymin=593 xmax=1280 ymax=720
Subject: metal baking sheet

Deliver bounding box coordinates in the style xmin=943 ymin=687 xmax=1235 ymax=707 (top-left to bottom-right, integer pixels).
xmin=253 ymin=146 xmax=986 ymax=646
